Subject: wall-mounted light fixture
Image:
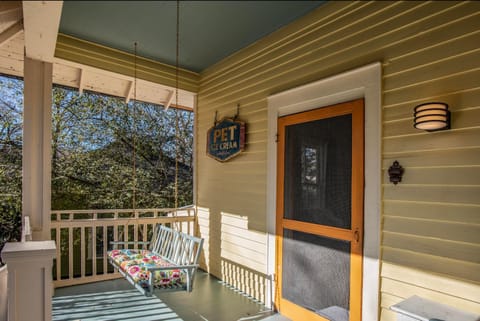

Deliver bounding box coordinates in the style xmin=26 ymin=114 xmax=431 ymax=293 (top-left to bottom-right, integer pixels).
xmin=388 ymin=160 xmax=404 ymax=185
xmin=414 ymin=102 xmax=450 ymax=131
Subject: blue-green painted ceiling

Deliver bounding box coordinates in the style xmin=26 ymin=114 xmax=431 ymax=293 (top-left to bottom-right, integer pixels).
xmin=59 ymin=1 xmax=324 ymax=73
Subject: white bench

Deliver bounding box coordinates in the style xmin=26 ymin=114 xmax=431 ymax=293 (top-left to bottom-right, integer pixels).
xmin=108 ymin=224 xmax=204 ymax=296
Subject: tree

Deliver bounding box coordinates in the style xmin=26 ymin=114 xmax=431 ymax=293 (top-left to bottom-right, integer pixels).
xmin=0 ymin=74 xmax=193 ymax=218
xmin=0 ymin=76 xmax=23 ymax=257
xmin=0 ymin=75 xmax=193 ymax=271
xmin=50 ymin=85 xmax=193 ymax=210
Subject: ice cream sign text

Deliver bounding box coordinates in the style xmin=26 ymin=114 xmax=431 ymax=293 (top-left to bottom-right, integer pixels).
xmin=207 ymin=118 xmax=246 ymax=162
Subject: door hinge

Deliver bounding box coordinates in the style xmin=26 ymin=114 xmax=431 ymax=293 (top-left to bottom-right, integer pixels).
xmin=275 ymin=133 xmax=279 ymax=143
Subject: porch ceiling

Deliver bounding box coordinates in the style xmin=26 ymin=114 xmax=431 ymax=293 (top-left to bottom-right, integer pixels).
xmin=59 ymin=1 xmax=325 ymax=73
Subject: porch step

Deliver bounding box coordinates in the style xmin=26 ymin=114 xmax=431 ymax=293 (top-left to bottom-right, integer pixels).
xmin=259 ymin=314 xmax=291 ymax=321
xmin=316 ymin=306 xmax=349 ymax=321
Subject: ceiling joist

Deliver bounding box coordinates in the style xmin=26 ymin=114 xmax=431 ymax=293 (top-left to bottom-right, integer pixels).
xmin=164 ymin=90 xmax=175 ymax=110
xmin=0 ymin=19 xmax=22 ymax=47
xmin=0 ymin=2 xmax=22 ymax=14
xmin=78 ymin=68 xmax=85 ymax=94
xmin=125 ymin=80 xmax=134 ymax=103
xmin=53 ymin=57 xmax=195 ymax=110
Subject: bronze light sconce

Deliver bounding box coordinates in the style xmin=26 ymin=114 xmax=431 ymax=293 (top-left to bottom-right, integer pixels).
xmin=388 ymin=161 xmax=404 ymax=185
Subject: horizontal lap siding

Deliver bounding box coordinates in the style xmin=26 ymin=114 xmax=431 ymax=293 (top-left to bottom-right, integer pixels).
xmin=220 ymin=214 xmax=268 ymax=301
xmin=196 ymin=0 xmax=480 ymax=312
xmin=379 ymin=0 xmax=480 ymax=318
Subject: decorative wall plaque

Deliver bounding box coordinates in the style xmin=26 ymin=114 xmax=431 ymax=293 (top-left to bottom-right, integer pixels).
xmin=206 ymin=118 xmax=246 ymax=162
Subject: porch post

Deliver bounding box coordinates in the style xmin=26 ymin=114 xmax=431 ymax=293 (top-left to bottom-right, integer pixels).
xmin=2 ymin=241 xmax=56 ymax=321
xmin=22 ymin=57 xmax=52 ymax=241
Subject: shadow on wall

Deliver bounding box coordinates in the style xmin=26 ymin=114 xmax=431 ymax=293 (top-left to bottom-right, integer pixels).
xmin=221 ymin=259 xmax=270 ymax=304
xmin=196 ymin=206 xmax=211 ymax=272
xmin=196 ymin=207 xmax=270 ymax=303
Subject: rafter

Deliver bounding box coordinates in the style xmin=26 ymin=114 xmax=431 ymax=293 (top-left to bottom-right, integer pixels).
xmin=125 ymin=80 xmax=134 ymax=103
xmin=164 ymin=90 xmax=175 ymax=110
xmin=78 ymin=68 xmax=85 ymax=94
xmin=0 ymin=19 xmax=22 ymax=47
xmin=0 ymin=2 xmax=22 ymax=14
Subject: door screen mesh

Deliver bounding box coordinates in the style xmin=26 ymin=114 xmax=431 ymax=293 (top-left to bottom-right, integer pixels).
xmin=284 ymin=114 xmax=352 ymax=229
xmin=282 ymin=229 xmax=351 ymax=315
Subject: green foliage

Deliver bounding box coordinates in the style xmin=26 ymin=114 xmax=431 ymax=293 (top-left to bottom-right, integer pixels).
xmin=0 ymin=197 xmax=21 ymax=265
xmin=50 ymin=86 xmax=194 ymax=210
xmin=0 ymin=76 xmax=22 ymax=201
xmin=0 ymin=75 xmax=193 ymax=219
xmin=0 ymin=76 xmax=23 ymax=265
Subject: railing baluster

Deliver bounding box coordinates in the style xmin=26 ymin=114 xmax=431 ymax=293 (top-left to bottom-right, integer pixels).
xmin=134 ymin=220 xmax=138 ymax=250
xmin=143 ymin=223 xmax=147 ymax=245
xmin=187 ymin=208 xmax=191 ymax=236
xmin=92 ymin=224 xmax=97 ymax=277
xmin=68 ymin=227 xmax=73 ymax=280
xmin=124 ymin=224 xmax=128 ymax=248
xmin=113 ymin=223 xmax=118 ymax=250
xmin=103 ymin=225 xmax=107 ymax=275
xmin=56 ymin=226 xmax=61 ymax=281
xmin=81 ymin=226 xmax=85 ymax=278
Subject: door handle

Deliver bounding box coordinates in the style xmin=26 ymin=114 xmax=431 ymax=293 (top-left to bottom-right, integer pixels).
xmin=354 ymin=229 xmax=360 ymax=243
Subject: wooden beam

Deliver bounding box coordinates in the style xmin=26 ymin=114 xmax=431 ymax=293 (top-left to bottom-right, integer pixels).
xmin=164 ymin=90 xmax=175 ymax=110
xmin=78 ymin=68 xmax=85 ymax=94
xmin=23 ymin=57 xmax=52 ymax=241
xmin=0 ymin=2 xmax=22 ymax=14
xmin=53 ymin=57 xmax=195 ymax=110
xmin=0 ymin=19 xmax=22 ymax=47
xmin=56 ymin=34 xmax=200 ymax=93
xmin=22 ymin=1 xmax=63 ymax=62
xmin=125 ymin=80 xmax=134 ymax=103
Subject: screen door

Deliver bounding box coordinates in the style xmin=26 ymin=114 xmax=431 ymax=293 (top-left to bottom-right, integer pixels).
xmin=276 ymin=99 xmax=364 ymax=321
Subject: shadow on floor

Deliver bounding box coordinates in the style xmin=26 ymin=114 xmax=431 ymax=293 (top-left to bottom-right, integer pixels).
xmin=53 ymin=271 xmax=288 ymax=321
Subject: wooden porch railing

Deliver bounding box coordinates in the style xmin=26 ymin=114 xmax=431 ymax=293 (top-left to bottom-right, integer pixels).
xmin=50 ymin=207 xmax=196 ymax=288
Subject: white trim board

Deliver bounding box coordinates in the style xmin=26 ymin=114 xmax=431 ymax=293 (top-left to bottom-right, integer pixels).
xmin=266 ymin=62 xmax=382 ymax=321
xmin=23 ymin=1 xmax=63 ymax=62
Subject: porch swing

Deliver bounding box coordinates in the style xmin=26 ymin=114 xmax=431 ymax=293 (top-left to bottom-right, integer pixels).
xmin=107 ymin=1 xmax=203 ymax=296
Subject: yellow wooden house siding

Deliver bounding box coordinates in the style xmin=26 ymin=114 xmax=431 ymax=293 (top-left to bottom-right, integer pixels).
xmin=195 ymin=0 xmax=480 ymax=318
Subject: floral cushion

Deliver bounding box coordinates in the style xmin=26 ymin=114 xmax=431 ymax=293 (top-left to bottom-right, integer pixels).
xmin=108 ymin=249 xmax=184 ymax=288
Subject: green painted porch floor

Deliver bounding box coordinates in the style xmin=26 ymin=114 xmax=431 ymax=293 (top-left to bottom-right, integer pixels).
xmin=53 ymin=271 xmax=290 ymax=321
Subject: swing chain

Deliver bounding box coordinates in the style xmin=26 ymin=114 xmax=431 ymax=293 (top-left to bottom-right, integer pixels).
xmin=173 ymin=0 xmax=180 ymax=225
xmin=132 ymin=41 xmax=138 ymax=213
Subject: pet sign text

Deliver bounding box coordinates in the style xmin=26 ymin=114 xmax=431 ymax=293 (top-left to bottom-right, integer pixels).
xmin=207 ymin=118 xmax=246 ymax=162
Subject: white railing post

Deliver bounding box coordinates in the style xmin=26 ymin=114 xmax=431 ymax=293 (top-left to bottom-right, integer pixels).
xmin=2 ymin=241 xmax=56 ymax=321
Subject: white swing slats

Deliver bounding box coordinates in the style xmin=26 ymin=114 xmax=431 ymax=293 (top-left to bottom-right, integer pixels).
xmin=108 ymin=224 xmax=204 ymax=296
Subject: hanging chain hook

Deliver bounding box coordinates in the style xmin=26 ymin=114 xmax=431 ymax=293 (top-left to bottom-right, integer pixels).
xmin=233 ymin=103 xmax=240 ymax=120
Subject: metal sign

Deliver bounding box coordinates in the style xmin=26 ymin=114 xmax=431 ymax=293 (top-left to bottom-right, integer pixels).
xmin=206 ymin=118 xmax=246 ymax=162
